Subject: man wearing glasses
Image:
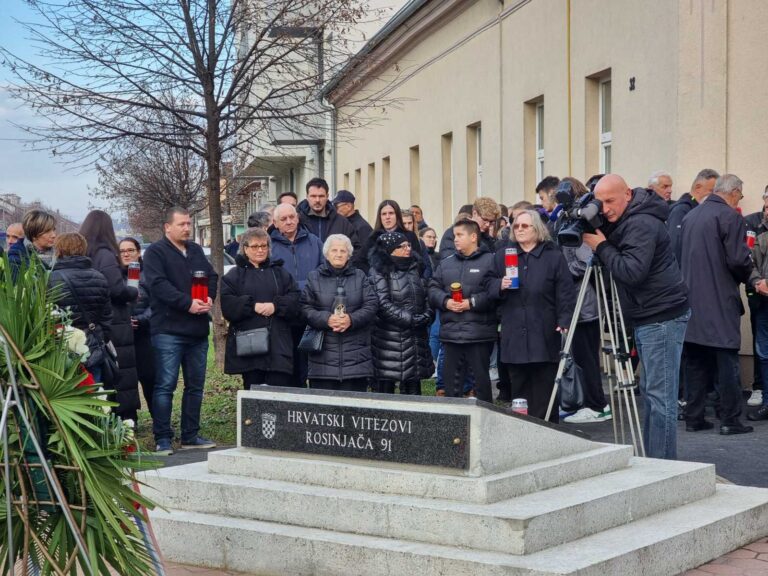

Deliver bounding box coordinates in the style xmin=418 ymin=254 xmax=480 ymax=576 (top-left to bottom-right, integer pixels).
xmin=438 ymin=197 xmax=500 ymax=259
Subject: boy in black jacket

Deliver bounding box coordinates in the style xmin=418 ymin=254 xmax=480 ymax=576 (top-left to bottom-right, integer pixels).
xmin=429 ymin=220 xmax=498 ymax=402
xmin=143 ymin=207 xmax=218 ymax=455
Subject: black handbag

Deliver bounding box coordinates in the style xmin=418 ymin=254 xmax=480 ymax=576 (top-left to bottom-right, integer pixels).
xmin=297 ymin=326 xmax=324 ymax=353
xmin=236 ymin=323 xmax=270 ymax=357
xmin=560 ymin=356 xmax=585 ymax=413
xmin=60 ymin=275 xmax=120 ymax=386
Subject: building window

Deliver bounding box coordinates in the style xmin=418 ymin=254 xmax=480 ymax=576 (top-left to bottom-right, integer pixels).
xmin=367 ymin=162 xmax=376 ymax=220
xmin=343 ymin=172 xmax=349 ymax=189
xmin=410 ymin=146 xmax=420 ymax=206
xmin=599 ymin=78 xmax=612 ymax=173
xmin=441 ymin=132 xmax=453 ymax=228
xmin=536 ymin=103 xmax=545 ymax=182
xmin=382 ymin=156 xmax=390 ymax=199
xmin=467 ymin=123 xmax=482 ymax=201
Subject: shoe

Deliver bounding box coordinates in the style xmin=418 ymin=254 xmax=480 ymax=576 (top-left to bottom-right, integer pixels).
xmin=719 ymin=423 xmax=754 ymax=435
xmin=677 ymin=400 xmax=687 ymax=421
xmin=463 ymin=389 xmax=476 ymax=398
xmin=154 ymin=439 xmax=173 ymax=456
xmin=748 ymin=390 xmax=763 ymax=407
xmin=685 ymin=420 xmax=714 ymax=432
xmin=436 ymin=389 xmax=446 ymax=397
xmin=179 ymin=436 xmax=217 ymax=450
xmin=747 ymin=405 xmax=768 ymax=421
xmin=564 ymin=405 xmax=613 ymax=424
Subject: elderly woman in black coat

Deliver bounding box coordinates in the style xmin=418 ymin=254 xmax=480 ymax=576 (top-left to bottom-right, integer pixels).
xmin=301 ymin=234 xmax=378 ymax=392
xmin=221 ymin=227 xmax=300 ymax=389
xmin=493 ymin=209 xmax=576 ymax=422
xmin=368 ymin=231 xmax=434 ymax=394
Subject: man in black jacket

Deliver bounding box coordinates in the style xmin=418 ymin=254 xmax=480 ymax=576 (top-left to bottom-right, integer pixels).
xmin=681 ymin=174 xmax=754 ymax=436
xmin=332 ymin=189 xmax=373 ymax=250
xmin=666 ymin=168 xmax=719 ymax=263
xmin=583 ymin=175 xmax=690 ymax=460
xmin=438 ymin=197 xmax=500 ymax=259
xmin=143 ymin=207 xmax=219 ymax=455
xmin=297 ymin=178 xmax=360 ymax=253
xmin=429 ymin=219 xmax=498 ymax=402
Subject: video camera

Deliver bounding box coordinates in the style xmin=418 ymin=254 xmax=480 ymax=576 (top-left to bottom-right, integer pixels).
xmin=555 ymin=180 xmax=604 ymax=247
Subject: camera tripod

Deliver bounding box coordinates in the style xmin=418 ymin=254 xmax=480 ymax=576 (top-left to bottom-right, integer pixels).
xmin=544 ymin=257 xmax=645 ymax=457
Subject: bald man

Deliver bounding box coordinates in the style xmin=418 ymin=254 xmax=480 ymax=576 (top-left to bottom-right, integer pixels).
xmin=583 ymin=174 xmax=689 ymax=460
xmin=5 ymin=222 xmax=23 ymax=248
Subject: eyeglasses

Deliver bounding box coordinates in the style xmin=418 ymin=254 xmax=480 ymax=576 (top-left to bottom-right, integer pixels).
xmin=513 ymin=223 xmax=532 ymax=230
xmin=480 ymin=217 xmax=495 ymax=225
xmin=398 ymin=242 xmax=411 ymax=249
xmin=246 ymin=243 xmax=269 ymax=251
xmin=119 ymin=248 xmax=138 ymax=254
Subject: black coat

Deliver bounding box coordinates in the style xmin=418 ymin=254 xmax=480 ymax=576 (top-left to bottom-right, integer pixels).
xmin=666 ymin=193 xmax=696 ymax=264
xmin=301 ymin=262 xmax=378 ymax=381
xmin=347 ymin=211 xmax=373 ymax=251
xmin=595 ymin=188 xmax=688 ymax=326
xmin=428 ymin=245 xmax=498 ymax=343
xmin=368 ymin=248 xmax=434 ymax=382
xmin=492 ymin=240 xmax=576 ymax=364
xmin=438 ymin=226 xmax=496 ymax=260
xmin=49 ymin=256 xmax=112 ymax=342
xmin=681 ymin=194 xmax=753 ymax=349
xmin=142 ymin=236 xmax=218 ymax=339
xmin=90 ymin=245 xmax=140 ymax=417
xmin=297 ymin=200 xmax=361 ymax=252
xmin=220 ymin=257 xmax=300 ymax=375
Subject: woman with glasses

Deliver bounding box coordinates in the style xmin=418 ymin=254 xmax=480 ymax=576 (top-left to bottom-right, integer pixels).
xmin=119 ymin=237 xmax=156 ymax=413
xmin=80 ymin=210 xmax=140 ymax=422
xmin=221 ymin=227 xmax=300 ymax=389
xmin=368 ymin=231 xmax=434 ymax=394
xmin=493 ymin=209 xmax=576 ymax=422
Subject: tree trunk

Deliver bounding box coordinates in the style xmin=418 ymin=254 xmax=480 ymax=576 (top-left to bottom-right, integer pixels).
xmin=205 ymin=117 xmax=227 ymax=371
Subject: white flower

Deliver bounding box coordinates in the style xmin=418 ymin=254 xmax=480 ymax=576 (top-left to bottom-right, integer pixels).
xmin=63 ymin=326 xmax=90 ymax=359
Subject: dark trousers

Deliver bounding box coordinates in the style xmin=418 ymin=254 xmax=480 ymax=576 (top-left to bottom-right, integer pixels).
xmin=309 ymin=378 xmax=369 ymax=393
xmin=571 ymin=320 xmax=606 ymax=411
xmin=376 ymin=379 xmax=422 ymax=395
xmin=242 ymin=370 xmax=293 ymax=390
xmin=290 ymin=324 xmax=309 ymax=388
xmin=443 ymin=342 xmax=493 ymax=402
xmin=749 ymin=294 xmax=763 ymax=390
xmin=507 ymin=363 xmax=559 ymax=423
xmin=134 ymin=331 xmax=156 ymax=413
xmin=685 ymin=343 xmax=742 ymax=426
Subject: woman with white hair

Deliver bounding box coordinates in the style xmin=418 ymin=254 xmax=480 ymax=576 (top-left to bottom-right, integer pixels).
xmin=300 ymin=234 xmax=378 ymax=391
xmin=493 ymin=209 xmax=576 ymax=422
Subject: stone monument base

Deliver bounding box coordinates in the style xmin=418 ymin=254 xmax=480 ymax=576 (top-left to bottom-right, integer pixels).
xmin=144 ymin=389 xmax=768 ymax=575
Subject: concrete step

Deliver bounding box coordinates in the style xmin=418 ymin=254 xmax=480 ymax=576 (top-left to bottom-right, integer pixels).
xmin=144 ymin=457 xmax=714 ymax=555
xmin=206 ymin=444 xmax=633 ymax=504
xmin=149 ymin=484 xmax=768 ymax=576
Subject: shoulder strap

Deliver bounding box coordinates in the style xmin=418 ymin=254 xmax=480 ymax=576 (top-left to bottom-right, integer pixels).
xmin=59 ymin=273 xmax=97 ymax=331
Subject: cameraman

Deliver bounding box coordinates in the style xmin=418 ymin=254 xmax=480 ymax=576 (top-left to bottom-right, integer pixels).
xmin=583 ymin=174 xmax=689 ymax=460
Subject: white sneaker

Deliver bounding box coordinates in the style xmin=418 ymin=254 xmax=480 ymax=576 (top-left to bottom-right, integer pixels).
xmin=748 ymin=390 xmax=763 ymax=407
xmin=564 ymin=405 xmax=613 ymax=424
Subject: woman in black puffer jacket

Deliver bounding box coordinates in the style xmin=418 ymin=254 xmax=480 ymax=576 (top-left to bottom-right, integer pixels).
xmin=368 ymin=232 xmax=434 ymax=394
xmin=49 ymin=233 xmax=112 ymax=381
xmin=80 ymin=210 xmax=140 ymax=422
xmin=301 ymin=234 xmax=378 ymax=392
xmin=221 ymin=228 xmax=300 ymax=388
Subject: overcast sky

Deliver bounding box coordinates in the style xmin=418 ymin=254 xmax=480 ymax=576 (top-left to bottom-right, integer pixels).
xmin=0 ymin=3 xmax=101 ymax=223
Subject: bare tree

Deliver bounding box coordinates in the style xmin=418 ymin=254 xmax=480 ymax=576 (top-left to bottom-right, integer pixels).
xmin=1 ymin=0 xmax=387 ymax=364
xmin=91 ymin=140 xmax=208 ymax=241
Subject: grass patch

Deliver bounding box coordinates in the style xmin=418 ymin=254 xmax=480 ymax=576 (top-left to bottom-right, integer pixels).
xmin=134 ymin=338 xmax=439 ymax=451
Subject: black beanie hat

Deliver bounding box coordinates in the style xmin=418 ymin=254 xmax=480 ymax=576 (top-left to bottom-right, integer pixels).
xmin=378 ymin=231 xmax=408 ymax=254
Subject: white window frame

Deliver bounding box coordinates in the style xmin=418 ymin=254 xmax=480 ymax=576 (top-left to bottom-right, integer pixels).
xmin=476 ymin=124 xmax=483 ymax=196
xmin=535 ymin=102 xmax=545 ymax=182
xmin=599 ymin=78 xmax=612 ymax=173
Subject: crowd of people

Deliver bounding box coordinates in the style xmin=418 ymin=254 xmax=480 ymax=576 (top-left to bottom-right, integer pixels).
xmin=1 ymin=170 xmax=764 ymax=461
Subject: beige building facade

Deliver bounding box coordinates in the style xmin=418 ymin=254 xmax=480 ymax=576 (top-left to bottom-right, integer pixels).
xmin=326 ymin=0 xmax=768 ymax=231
